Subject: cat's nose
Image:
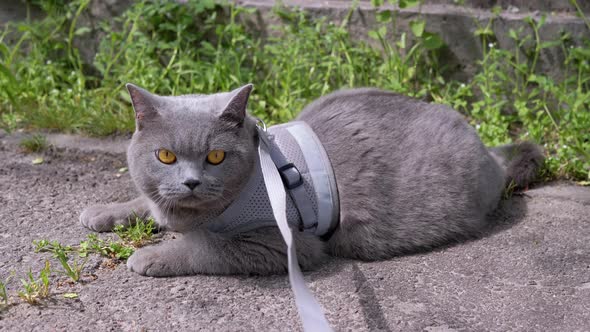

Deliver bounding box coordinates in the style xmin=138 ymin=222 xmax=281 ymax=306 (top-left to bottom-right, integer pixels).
xmin=183 ymin=179 xmax=201 ymax=190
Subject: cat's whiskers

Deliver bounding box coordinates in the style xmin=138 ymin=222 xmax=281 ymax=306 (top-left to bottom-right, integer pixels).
xmin=146 ymin=187 xmax=177 ymax=217
xmin=160 ymin=191 xmax=179 ymax=215
xmin=142 ymin=188 xmax=160 ymax=201
xmin=161 ymin=198 xmax=173 ymax=217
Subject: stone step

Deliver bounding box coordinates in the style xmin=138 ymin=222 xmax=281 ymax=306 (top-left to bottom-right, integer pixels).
xmin=238 ymin=0 xmax=590 ymax=80
xmin=361 ymin=0 xmax=589 ymax=14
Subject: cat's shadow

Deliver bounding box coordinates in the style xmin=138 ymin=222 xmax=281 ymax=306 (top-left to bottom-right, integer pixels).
xmin=230 ymin=256 xmax=350 ymax=289
xmin=484 ymin=191 xmax=530 ymax=237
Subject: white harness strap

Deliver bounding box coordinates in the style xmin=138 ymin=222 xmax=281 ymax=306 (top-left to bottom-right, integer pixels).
xmin=258 ymin=127 xmax=333 ymax=332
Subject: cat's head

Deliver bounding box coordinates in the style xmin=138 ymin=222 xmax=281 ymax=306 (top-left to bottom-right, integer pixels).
xmin=125 ymin=83 xmax=258 ymax=211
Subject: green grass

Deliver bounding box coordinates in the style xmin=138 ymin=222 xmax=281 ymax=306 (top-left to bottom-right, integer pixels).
xmin=0 ymin=0 xmax=588 ymax=180
xmin=79 ymin=234 xmax=134 ymax=260
xmin=35 ymin=216 xmax=157 ymax=265
xmin=33 ymin=240 xmax=86 ymax=282
xmin=53 ymin=247 xmax=86 ymax=282
xmin=19 ymin=134 xmax=48 ymax=153
xmin=113 ymin=216 xmax=156 ymax=248
xmin=17 ymin=261 xmax=51 ymax=305
xmin=0 ymin=276 xmax=10 ymax=306
xmin=2 ymin=227 xmax=144 ymax=307
xmin=28 ymin=216 xmax=155 ymax=299
xmin=6 ymin=216 xmax=155 ymax=305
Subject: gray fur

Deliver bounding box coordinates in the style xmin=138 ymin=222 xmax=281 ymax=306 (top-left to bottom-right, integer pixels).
xmin=80 ymin=85 xmax=543 ymax=276
xmin=297 ymin=88 xmax=544 ymax=260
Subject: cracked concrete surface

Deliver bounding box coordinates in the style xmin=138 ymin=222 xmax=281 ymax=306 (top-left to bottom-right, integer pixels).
xmin=0 ymin=132 xmax=589 ymax=331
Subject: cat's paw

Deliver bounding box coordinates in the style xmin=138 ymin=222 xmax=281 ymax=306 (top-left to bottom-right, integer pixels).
xmin=79 ymin=205 xmax=117 ymax=232
xmin=127 ymin=247 xmax=177 ymax=277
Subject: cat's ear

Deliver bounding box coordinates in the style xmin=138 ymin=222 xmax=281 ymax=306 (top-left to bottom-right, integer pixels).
xmin=219 ymin=84 xmax=253 ymax=127
xmin=126 ymin=83 xmax=159 ymax=130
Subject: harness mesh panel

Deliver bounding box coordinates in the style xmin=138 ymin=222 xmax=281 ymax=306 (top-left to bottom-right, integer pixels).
xmin=271 ymin=128 xmax=319 ymax=219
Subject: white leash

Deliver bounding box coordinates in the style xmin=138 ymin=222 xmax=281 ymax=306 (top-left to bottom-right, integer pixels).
xmin=257 ymin=126 xmax=333 ymax=332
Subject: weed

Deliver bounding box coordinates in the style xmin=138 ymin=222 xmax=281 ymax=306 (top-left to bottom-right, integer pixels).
xmin=113 ymin=216 xmax=156 ymax=247
xmin=454 ymin=10 xmax=590 ymax=180
xmin=79 ymin=234 xmax=134 ymax=260
xmin=37 ymin=232 xmax=136 ymax=264
xmin=0 ymin=276 xmax=10 ymax=306
xmin=34 ymin=239 xmax=74 ymax=254
xmin=17 ymin=261 xmax=51 ymax=305
xmin=54 ymin=248 xmax=87 ymax=283
xmin=38 ymin=262 xmax=51 ymax=298
xmin=34 ymin=240 xmax=86 ymax=282
xmin=105 ymin=242 xmax=134 ymax=260
xmin=19 ymin=134 xmax=48 ymax=153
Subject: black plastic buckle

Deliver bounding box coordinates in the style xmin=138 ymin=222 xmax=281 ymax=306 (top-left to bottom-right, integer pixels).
xmin=277 ymin=163 xmax=303 ymax=190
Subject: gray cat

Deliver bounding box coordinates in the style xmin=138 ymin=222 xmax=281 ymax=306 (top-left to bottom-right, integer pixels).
xmin=80 ymin=84 xmax=543 ymax=276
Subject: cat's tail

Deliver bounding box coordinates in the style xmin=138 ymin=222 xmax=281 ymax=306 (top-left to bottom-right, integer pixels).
xmin=488 ymin=142 xmax=545 ymax=189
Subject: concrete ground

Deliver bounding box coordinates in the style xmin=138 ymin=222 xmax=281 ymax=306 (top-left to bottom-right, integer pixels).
xmin=0 ymin=131 xmax=589 ymax=331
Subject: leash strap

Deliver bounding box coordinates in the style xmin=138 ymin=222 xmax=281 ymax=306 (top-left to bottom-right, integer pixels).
xmin=257 ymin=127 xmax=333 ymax=332
xmin=266 ymin=139 xmax=318 ymax=232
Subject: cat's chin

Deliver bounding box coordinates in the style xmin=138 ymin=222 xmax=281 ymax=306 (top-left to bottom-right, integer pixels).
xmin=163 ymin=194 xmax=225 ymax=211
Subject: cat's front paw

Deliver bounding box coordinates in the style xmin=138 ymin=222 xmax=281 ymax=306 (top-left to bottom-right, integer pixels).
xmin=127 ymin=247 xmax=178 ymax=277
xmin=80 ymin=205 xmax=117 ymax=232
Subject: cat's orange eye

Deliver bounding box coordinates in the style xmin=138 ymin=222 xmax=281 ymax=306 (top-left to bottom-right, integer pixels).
xmin=156 ymin=149 xmax=177 ymax=164
xmin=207 ymin=150 xmax=225 ymax=165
